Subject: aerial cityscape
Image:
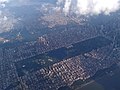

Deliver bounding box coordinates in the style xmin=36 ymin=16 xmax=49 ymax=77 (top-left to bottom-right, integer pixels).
xmin=1 ymin=0 xmax=120 ymax=90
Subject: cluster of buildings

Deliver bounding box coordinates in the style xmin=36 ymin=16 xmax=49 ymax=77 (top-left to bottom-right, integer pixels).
xmin=18 ymin=43 xmax=118 ymax=90
xmin=0 ymin=19 xmax=120 ymax=90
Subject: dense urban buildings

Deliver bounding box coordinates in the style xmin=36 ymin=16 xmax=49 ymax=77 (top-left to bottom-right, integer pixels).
xmin=1 ymin=0 xmax=120 ymax=90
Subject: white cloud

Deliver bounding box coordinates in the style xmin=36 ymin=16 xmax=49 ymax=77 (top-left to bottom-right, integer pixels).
xmin=63 ymin=0 xmax=71 ymax=15
xmin=0 ymin=0 xmax=9 ymax=3
xmin=56 ymin=0 xmax=120 ymax=15
xmin=0 ymin=0 xmax=9 ymax=8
